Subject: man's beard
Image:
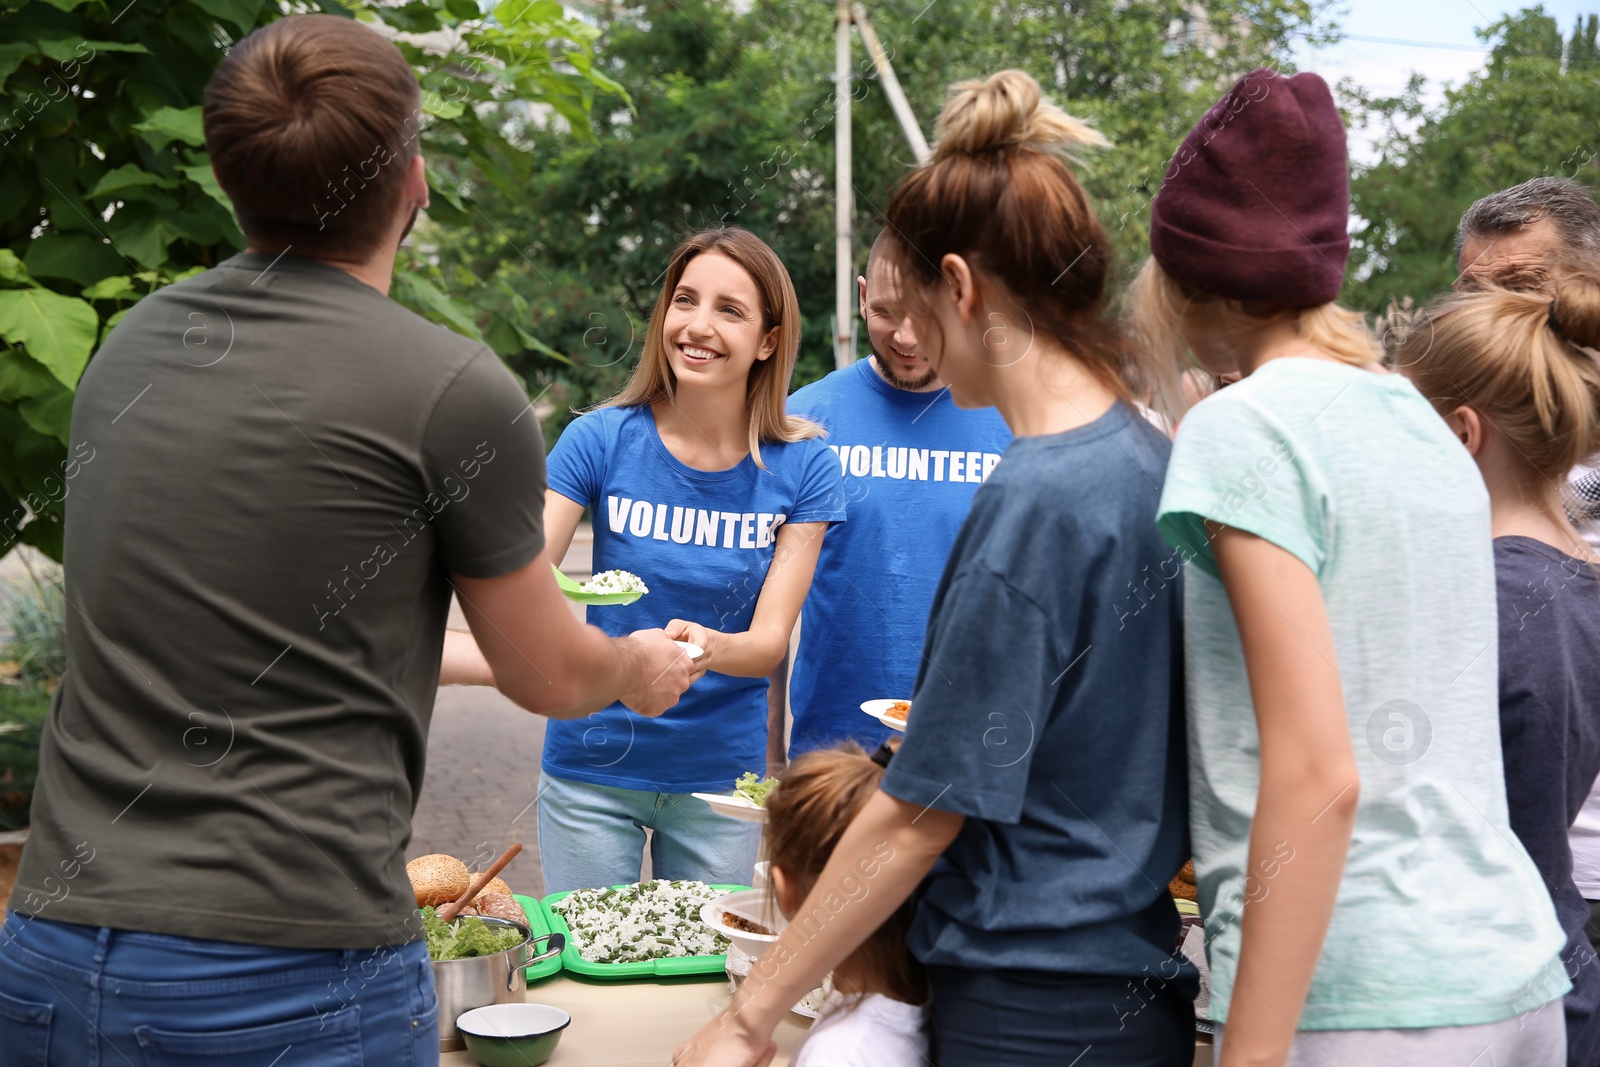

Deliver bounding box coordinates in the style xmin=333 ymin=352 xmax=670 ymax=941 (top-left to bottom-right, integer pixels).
xmin=869 ymin=338 xmax=938 ymax=390
xmin=398 ymin=205 xmax=420 ymax=247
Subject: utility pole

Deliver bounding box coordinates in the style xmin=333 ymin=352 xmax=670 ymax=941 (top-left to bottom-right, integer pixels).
xmin=833 ymin=0 xmax=854 ymax=369
xmin=852 ymin=4 xmax=930 ymax=165
xmin=832 ymin=3 xmax=928 ymax=369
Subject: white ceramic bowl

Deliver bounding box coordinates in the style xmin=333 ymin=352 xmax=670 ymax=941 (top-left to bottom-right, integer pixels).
xmin=456 ymin=1003 xmax=570 ymax=1067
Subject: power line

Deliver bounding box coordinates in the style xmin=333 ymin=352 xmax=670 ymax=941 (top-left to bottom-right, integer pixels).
xmin=1297 ymin=31 xmax=1490 ymax=52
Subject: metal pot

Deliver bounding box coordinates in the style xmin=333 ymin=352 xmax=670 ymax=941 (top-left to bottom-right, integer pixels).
xmin=429 ymin=915 xmax=565 ymax=1052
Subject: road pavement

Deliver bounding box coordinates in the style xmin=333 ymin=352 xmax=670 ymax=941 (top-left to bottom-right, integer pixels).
xmin=404 ymin=527 xmax=592 ymax=897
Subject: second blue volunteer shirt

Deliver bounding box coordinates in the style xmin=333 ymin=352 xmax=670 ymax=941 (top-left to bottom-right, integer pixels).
xmin=543 ymin=404 xmax=846 ymax=793
xmin=786 ymin=359 xmax=1011 ymax=756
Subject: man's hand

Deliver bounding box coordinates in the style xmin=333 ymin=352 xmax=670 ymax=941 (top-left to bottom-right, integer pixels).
xmin=616 ymin=629 xmax=695 ymax=717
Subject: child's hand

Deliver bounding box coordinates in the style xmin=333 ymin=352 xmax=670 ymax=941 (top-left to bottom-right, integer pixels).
xmin=664 ymin=619 xmax=718 ymax=682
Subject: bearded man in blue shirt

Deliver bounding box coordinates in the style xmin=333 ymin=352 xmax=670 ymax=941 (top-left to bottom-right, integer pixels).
xmin=767 ymin=230 xmax=1013 ymax=768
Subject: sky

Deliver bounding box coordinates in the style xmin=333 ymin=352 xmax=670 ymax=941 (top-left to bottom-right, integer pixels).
xmin=1294 ymin=0 xmax=1594 ymax=160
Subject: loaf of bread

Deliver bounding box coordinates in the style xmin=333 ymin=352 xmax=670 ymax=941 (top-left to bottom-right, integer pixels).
xmin=476 ymin=876 xmax=514 ymax=902
xmin=1169 ymin=859 xmax=1197 ymax=902
xmin=475 ymin=892 xmax=526 ymax=925
xmin=407 ymin=853 xmax=470 ymax=908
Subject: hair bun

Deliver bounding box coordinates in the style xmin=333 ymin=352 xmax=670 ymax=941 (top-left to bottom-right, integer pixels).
xmin=1551 ymin=268 xmax=1600 ymax=351
xmin=932 ymin=69 xmax=1109 ymax=161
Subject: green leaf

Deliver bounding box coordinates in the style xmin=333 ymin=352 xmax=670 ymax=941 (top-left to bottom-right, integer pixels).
xmin=106 ymin=201 xmax=179 ymax=269
xmin=19 ymin=387 xmax=74 ymax=444
xmin=182 ymin=0 xmax=265 ymax=34
xmin=422 ymin=94 xmax=465 ymax=120
xmin=33 ymin=0 xmax=97 ymax=11
xmin=99 ymin=306 xmax=132 ymax=346
xmin=0 ymin=288 xmax=98 ymax=388
xmin=392 ymin=269 xmax=484 ymax=342
xmin=19 ymin=507 xmax=64 ymax=561
xmin=425 ymin=162 xmax=467 ymax=211
xmin=132 ymin=105 xmax=206 ymax=150
xmin=494 ymin=0 xmax=563 ymax=27
xmin=80 ymin=275 xmax=133 ymax=300
xmin=0 ymin=251 xmax=32 ymax=286
xmin=0 ymin=350 xmax=59 ymax=402
xmin=24 ymin=234 xmax=128 ymax=288
xmin=0 ymin=42 xmax=37 ymax=93
xmin=515 ymin=321 xmax=572 ymax=365
xmin=37 ymin=39 xmax=150 ymax=61
xmin=86 ymin=163 xmax=180 ymax=200
xmin=177 ymin=161 xmax=235 ymax=214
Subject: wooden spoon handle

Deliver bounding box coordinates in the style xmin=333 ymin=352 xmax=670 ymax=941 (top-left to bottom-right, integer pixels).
xmin=437 ymin=842 xmax=522 ymax=923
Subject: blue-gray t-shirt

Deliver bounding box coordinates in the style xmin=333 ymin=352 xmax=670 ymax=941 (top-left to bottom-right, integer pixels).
xmin=880 ymin=402 xmax=1194 ymax=982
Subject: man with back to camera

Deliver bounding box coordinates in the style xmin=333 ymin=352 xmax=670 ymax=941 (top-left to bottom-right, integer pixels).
xmin=766 ymin=229 xmax=1011 ymax=769
xmin=1454 ymin=174 xmax=1600 ymax=1067
xmin=0 ymin=15 xmax=691 ymax=1063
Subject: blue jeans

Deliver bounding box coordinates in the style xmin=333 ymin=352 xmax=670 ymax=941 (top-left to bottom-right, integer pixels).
xmin=0 ymin=913 xmax=438 ymax=1067
xmin=537 ymin=772 xmax=763 ymax=893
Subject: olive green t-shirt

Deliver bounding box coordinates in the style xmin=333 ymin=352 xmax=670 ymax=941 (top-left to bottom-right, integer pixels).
xmin=13 ymin=252 xmax=546 ymax=949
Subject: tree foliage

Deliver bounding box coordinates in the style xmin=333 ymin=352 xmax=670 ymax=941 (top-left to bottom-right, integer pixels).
xmin=423 ymin=0 xmax=1331 ymax=438
xmin=1345 ymin=6 xmax=1600 ymax=313
xmin=0 ymin=0 xmax=625 ymax=561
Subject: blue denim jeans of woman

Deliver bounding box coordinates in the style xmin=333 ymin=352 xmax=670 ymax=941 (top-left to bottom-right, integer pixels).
xmin=537 ymin=772 xmax=763 ymax=893
xmin=0 ymin=913 xmax=438 ymax=1067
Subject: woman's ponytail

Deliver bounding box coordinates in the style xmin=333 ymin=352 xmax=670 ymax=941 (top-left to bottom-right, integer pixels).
xmin=1401 ymin=265 xmax=1600 ymax=483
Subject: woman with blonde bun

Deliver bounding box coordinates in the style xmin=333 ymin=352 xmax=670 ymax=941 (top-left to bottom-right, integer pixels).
xmin=1401 ymin=269 xmax=1600 ymax=1067
xmin=676 ymin=69 xmax=1195 ymax=1067
xmin=1138 ymin=68 xmax=1568 ymax=1066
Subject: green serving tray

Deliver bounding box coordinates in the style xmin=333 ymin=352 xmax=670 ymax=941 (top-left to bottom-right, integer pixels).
xmin=538 ymin=884 xmax=749 ymax=979
xmin=514 ymin=893 xmax=565 ymax=982
xmin=552 ymin=566 xmax=644 ymax=606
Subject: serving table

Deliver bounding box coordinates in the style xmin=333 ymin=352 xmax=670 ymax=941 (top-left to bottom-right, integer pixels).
xmin=438 ymin=972 xmax=810 ymax=1066
xmin=436 ymin=971 xmax=1214 ymax=1067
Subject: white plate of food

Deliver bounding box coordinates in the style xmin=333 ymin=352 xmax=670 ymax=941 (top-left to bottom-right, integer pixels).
xmin=554 ymin=566 xmax=648 ymax=605
xmin=691 ymin=773 xmax=775 ymax=823
xmin=860 ymin=699 xmax=910 ymax=731
xmin=690 ymin=791 xmax=764 ymax=823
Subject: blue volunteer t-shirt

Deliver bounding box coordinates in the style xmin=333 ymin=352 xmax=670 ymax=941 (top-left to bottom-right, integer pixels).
xmin=786 ymin=359 xmax=1010 ymax=756
xmin=880 ymin=402 xmax=1194 ymax=983
xmin=543 ymin=404 xmax=846 ymax=793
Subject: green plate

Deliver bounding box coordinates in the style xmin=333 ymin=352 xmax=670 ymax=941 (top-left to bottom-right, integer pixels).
xmin=514 ymin=894 xmax=565 ymax=982
xmin=552 ymin=565 xmax=644 ymax=606
xmin=538 ymin=884 xmax=749 ymax=979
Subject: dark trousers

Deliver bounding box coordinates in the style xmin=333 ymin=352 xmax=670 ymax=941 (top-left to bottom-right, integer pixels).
xmin=1587 ymin=899 xmax=1600 ymax=954
xmin=928 ymin=965 xmax=1196 ymax=1067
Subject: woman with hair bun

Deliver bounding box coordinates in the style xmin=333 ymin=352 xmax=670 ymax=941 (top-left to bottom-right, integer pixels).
xmin=676 ymin=69 xmax=1195 ymax=1067
xmin=1137 ymin=68 xmax=1568 ymax=1065
xmin=1402 ymin=269 xmax=1600 ymax=1066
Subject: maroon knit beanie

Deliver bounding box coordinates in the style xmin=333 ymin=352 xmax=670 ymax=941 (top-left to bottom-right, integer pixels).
xmin=1149 ymin=68 xmax=1350 ymax=307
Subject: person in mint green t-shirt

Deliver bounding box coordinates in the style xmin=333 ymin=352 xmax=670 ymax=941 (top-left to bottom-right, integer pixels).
xmin=1135 ymin=69 xmax=1567 ymax=1065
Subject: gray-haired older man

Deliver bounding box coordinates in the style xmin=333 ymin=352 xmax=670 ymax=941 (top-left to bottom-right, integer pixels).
xmin=1455 ymin=177 xmax=1600 ymax=545
xmin=1456 ymin=175 xmax=1600 ymax=290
